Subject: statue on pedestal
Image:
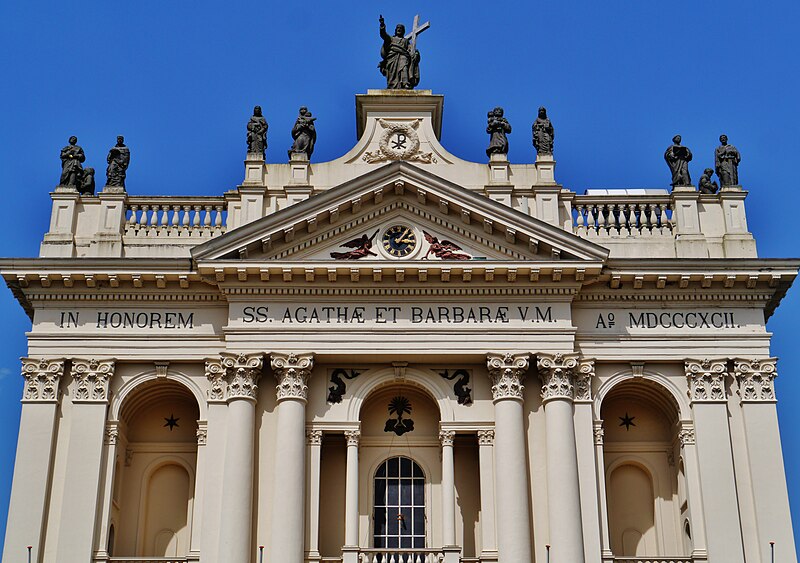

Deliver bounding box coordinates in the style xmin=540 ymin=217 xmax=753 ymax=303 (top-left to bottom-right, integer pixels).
xmin=699 ymin=168 xmax=719 ymax=194
xmin=664 ymin=134 xmax=692 ymax=187
xmin=246 ymin=106 xmax=268 ymax=158
xmin=532 ymin=107 xmax=554 ymax=156
xmin=378 ymin=14 xmax=428 ymax=90
xmin=288 ymin=107 xmax=317 ymax=159
xmin=105 ymin=136 xmax=130 ymax=188
xmin=485 ymin=107 xmax=511 ymax=157
xmin=59 ymin=136 xmax=85 ymax=189
xmin=80 ymin=167 xmax=95 ymax=196
xmin=715 ymin=134 xmax=741 ymax=186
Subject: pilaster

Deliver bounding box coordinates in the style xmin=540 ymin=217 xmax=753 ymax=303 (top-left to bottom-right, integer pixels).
xmin=671 ymin=186 xmax=708 ymax=258
xmin=573 ymin=360 xmax=602 ymax=563
xmin=90 ymin=187 xmax=127 ymax=257
xmin=719 ymin=186 xmax=757 ymax=257
xmin=531 ymin=185 xmax=561 ymax=227
xmin=41 ymin=188 xmax=80 ymax=257
xmin=677 ymin=420 xmax=708 ymax=560
xmin=342 ymin=428 xmax=360 ymax=563
xmin=477 ymin=429 xmax=497 ymax=561
xmin=306 ymin=429 xmax=323 ymax=562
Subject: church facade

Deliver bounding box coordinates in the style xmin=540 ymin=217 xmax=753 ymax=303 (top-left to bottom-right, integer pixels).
xmin=1 ymin=90 xmax=797 ymax=563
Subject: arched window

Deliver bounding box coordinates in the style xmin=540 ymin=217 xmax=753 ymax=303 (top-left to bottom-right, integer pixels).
xmin=373 ymin=457 xmax=425 ymax=549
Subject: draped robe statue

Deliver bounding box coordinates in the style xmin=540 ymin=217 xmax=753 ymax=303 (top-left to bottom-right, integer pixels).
xmin=715 ymin=134 xmax=741 ymax=186
xmin=486 ymin=107 xmax=511 ymax=157
xmin=664 ymin=134 xmax=693 ymax=187
xmin=247 ymin=105 xmax=268 ymax=157
xmin=288 ymin=107 xmax=316 ymax=159
xmin=378 ymin=17 xmax=420 ymax=89
xmin=106 ymin=136 xmax=130 ymax=188
xmin=59 ymin=136 xmax=85 ymax=188
xmin=532 ymin=107 xmax=555 ymax=156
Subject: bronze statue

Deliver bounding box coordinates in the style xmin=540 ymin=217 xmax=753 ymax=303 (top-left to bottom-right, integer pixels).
xmin=247 ymin=105 xmax=268 ymax=157
xmin=288 ymin=107 xmax=317 ymax=159
xmin=378 ymin=14 xmax=427 ymax=89
xmin=59 ymin=136 xmax=85 ymax=189
xmin=423 ymin=231 xmax=471 ymax=260
xmin=699 ymin=168 xmax=719 ymax=194
xmin=664 ymin=134 xmax=693 ymax=187
xmin=532 ymin=107 xmax=555 ymax=156
xmin=715 ymin=134 xmax=741 ymax=186
xmin=330 ymin=230 xmax=379 ymax=260
xmin=105 ymin=136 xmax=130 ymax=188
xmin=486 ymin=107 xmax=511 ymax=157
xmin=79 ymin=167 xmax=95 ymax=196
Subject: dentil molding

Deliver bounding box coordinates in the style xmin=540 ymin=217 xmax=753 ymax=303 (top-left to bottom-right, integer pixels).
xmin=486 ymin=353 xmax=530 ymax=401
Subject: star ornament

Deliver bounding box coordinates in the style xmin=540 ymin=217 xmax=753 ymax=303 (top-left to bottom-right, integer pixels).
xmin=619 ymin=412 xmax=636 ymax=431
xmin=163 ymin=413 xmax=180 ymax=431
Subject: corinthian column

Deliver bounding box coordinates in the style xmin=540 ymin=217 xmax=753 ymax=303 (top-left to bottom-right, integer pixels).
xmin=537 ymin=353 xmax=585 ymax=563
xmin=3 ymin=359 xmax=64 ymax=563
xmin=486 ymin=353 xmax=532 ymax=563
xmin=217 ymin=352 xmax=264 ymax=563
xmin=685 ymin=358 xmax=744 ymax=563
xmin=270 ymin=353 xmax=315 ymax=563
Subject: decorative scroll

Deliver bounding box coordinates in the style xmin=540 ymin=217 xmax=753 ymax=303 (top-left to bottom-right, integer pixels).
xmin=327 ymin=369 xmax=362 ymax=404
xmin=438 ymin=369 xmax=472 ymax=405
xmin=537 ymin=352 xmax=579 ymax=402
xmin=21 ymin=358 xmax=65 ymax=402
xmin=685 ymin=358 xmax=728 ymax=403
xmin=271 ymin=353 xmax=315 ymax=401
xmin=220 ymin=352 xmax=264 ymax=400
xmin=486 ymin=353 xmax=529 ymax=401
xmin=72 ymin=358 xmax=115 ymax=403
xmin=733 ymin=358 xmax=778 ymax=402
xmin=384 ymin=396 xmax=414 ymax=436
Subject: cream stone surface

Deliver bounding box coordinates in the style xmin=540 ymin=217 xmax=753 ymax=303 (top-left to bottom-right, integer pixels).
xmin=1 ymin=91 xmax=797 ymax=563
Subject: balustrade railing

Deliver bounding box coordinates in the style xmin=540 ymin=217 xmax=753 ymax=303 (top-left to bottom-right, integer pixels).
xmin=124 ymin=197 xmax=227 ymax=239
xmin=572 ymin=196 xmax=673 ymax=237
xmin=358 ymin=548 xmax=444 ymax=563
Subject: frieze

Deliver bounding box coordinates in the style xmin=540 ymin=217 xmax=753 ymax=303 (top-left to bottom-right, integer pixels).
xmin=21 ymin=358 xmax=65 ymax=403
xmin=733 ymin=357 xmax=778 ymax=402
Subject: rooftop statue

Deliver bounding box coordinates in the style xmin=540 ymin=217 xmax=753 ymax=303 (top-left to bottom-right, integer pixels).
xmin=664 ymin=134 xmax=693 ymax=187
xmin=59 ymin=136 xmax=85 ymax=189
xmin=532 ymin=106 xmax=554 ymax=156
xmin=378 ymin=14 xmax=428 ymax=90
xmin=247 ymin=105 xmax=268 ymax=158
xmin=699 ymin=168 xmax=719 ymax=194
xmin=715 ymin=134 xmax=741 ymax=187
xmin=288 ymin=106 xmax=317 ymax=159
xmin=105 ymin=135 xmax=130 ymax=189
xmin=80 ymin=167 xmax=95 ymax=196
xmin=486 ymin=107 xmax=511 ymax=157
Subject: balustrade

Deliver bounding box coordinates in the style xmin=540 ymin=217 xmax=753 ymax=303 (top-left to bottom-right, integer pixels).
xmin=572 ymin=196 xmax=673 ymax=237
xmin=358 ymin=548 xmax=444 ymax=563
xmin=124 ymin=197 xmax=227 ymax=239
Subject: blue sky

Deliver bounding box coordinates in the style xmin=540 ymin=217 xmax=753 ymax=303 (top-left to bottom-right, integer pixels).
xmin=1 ymin=0 xmax=799 ymax=557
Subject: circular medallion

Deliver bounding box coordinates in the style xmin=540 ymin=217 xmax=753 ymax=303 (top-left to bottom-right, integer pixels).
xmin=381 ymin=225 xmax=418 ymax=258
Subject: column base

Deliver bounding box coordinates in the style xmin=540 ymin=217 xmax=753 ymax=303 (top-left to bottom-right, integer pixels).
xmin=442 ymin=545 xmax=461 ymax=563
xmin=342 ymin=545 xmax=360 ymax=563
xmin=479 ymin=549 xmax=498 ymax=562
xmin=305 ymin=550 xmax=322 ymax=563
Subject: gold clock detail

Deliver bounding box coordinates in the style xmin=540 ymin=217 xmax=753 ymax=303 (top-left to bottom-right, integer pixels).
xmin=382 ymin=225 xmax=418 ymax=258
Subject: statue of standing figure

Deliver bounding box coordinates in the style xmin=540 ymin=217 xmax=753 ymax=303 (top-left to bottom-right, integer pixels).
xmin=247 ymin=105 xmax=268 ymax=158
xmin=378 ymin=15 xmax=425 ymax=89
xmin=532 ymin=107 xmax=554 ymax=156
xmin=59 ymin=136 xmax=85 ymax=189
xmin=715 ymin=134 xmax=741 ymax=186
xmin=288 ymin=107 xmax=317 ymax=159
xmin=664 ymin=134 xmax=693 ymax=187
xmin=485 ymin=107 xmax=511 ymax=157
xmin=105 ymin=136 xmax=130 ymax=188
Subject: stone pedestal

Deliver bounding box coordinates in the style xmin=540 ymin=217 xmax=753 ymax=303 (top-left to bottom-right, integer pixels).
xmin=90 ymin=187 xmax=128 ymax=257
xmin=244 ymin=153 xmax=267 ymax=186
xmin=238 ymin=185 xmax=267 ymax=226
xmin=41 ymin=187 xmax=80 ymax=257
xmin=289 ymin=152 xmax=311 ymax=186
xmin=671 ymin=186 xmax=708 ymax=258
xmin=532 ymin=186 xmax=562 ymax=227
xmin=535 ymin=154 xmax=556 ymax=184
xmin=719 ymin=186 xmax=757 ymax=257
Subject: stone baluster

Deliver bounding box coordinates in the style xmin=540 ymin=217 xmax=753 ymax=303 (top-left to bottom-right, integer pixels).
xmin=203 ymin=205 xmax=213 ymax=228
xmin=270 ymin=353 xmax=315 ymax=563
xmin=537 ymin=352 xmax=586 ymax=563
xmin=215 ymin=204 xmax=225 ymax=228
xmin=486 ymin=353 xmax=532 ymax=563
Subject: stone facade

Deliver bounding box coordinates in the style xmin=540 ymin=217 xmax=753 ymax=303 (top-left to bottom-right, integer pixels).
xmin=0 ymin=91 xmax=796 ymax=563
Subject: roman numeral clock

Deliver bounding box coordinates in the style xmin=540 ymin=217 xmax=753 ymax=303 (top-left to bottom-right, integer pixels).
xmin=381 ymin=224 xmax=418 ymax=258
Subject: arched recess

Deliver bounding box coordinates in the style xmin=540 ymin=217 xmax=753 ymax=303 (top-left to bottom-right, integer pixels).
xmin=111 ymin=368 xmax=207 ymax=421
xmin=594 ymin=369 xmax=689 ymax=421
xmin=109 ymin=376 xmax=200 ymax=558
xmin=600 ymin=376 xmax=688 ymax=558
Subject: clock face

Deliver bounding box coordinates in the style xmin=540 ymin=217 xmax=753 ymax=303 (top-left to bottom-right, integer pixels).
xmin=382 ymin=224 xmax=418 ymax=258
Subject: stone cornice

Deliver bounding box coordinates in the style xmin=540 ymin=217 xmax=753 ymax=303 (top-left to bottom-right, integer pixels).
xmin=271 ymin=353 xmax=315 ymax=402
xmin=486 ymin=353 xmax=529 ymax=401
xmin=71 ymin=358 xmax=115 ymax=403
xmin=733 ymin=357 xmax=778 ymax=403
xmin=21 ymin=358 xmax=65 ymax=403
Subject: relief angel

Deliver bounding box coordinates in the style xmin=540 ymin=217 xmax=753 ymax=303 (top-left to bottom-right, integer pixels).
xmin=330 ymin=230 xmax=379 ymax=260
xmin=422 ymin=231 xmax=471 ymax=260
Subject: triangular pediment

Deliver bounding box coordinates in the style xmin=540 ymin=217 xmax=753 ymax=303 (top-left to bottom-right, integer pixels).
xmin=192 ymin=162 xmax=609 ymax=264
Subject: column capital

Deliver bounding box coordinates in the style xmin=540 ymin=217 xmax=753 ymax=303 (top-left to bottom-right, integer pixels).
xmin=205 ymin=357 xmax=227 ymax=402
xmin=593 ymin=420 xmax=604 ymax=445
xmin=685 ymin=358 xmax=728 ymax=403
xmin=196 ymin=421 xmax=208 ymax=446
xmin=574 ymin=358 xmax=595 ymax=403
xmin=486 ymin=352 xmax=530 ymax=401
xmin=477 ymin=429 xmax=494 ymax=445
xmin=21 ymin=357 xmax=65 ymax=403
xmin=678 ymin=420 xmax=696 ymax=446
xmin=439 ymin=430 xmax=456 ymax=447
xmin=71 ymin=358 xmax=115 ymax=403
xmin=733 ymin=357 xmax=778 ymax=403
xmin=308 ymin=429 xmax=324 ymax=445
xmin=271 ymin=352 xmax=315 ymax=402
xmin=344 ymin=429 xmax=360 ymax=447
xmin=220 ymin=352 xmax=264 ymax=401
xmin=104 ymin=422 xmax=120 ymax=445
xmin=537 ymin=352 xmax=580 ymax=402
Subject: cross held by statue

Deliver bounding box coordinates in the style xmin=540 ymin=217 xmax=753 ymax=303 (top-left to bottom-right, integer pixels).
xmin=405 ymin=14 xmax=430 ymax=59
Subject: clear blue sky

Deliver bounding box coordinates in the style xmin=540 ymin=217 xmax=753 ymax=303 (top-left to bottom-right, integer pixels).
xmin=1 ymin=0 xmax=799 ymax=558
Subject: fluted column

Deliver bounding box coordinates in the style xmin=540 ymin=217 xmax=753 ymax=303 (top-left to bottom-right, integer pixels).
xmin=342 ymin=429 xmax=361 ymax=563
xmin=216 ymin=352 xmax=264 ymax=563
xmin=537 ymin=352 xmax=585 ymax=563
xmin=3 ymin=359 xmax=64 ymax=563
xmin=686 ymin=358 xmax=745 ymax=563
xmin=307 ymin=430 xmax=323 ymax=561
xmin=486 ymin=353 xmax=532 ymax=563
xmin=55 ymin=359 xmax=115 ymax=562
xmin=270 ymin=353 xmax=315 ymax=563
xmin=477 ymin=429 xmax=497 ymax=558
xmin=734 ymin=358 xmax=797 ymax=563
xmin=677 ymin=421 xmax=708 ymax=559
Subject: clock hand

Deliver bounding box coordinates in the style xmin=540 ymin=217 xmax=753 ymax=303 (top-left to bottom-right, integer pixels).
xmin=395 ymin=228 xmax=411 ymax=242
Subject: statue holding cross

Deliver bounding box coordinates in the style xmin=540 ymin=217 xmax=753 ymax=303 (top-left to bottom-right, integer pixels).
xmin=378 ymin=14 xmax=429 ymax=89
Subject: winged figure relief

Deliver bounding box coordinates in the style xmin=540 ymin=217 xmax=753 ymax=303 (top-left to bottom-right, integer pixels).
xmin=330 ymin=230 xmax=379 ymax=260
xmin=422 ymin=230 xmax=471 ymax=260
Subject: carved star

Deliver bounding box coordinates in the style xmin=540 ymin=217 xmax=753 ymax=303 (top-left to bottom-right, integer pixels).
xmin=619 ymin=412 xmax=636 ymax=431
xmin=163 ymin=413 xmax=180 ymax=431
